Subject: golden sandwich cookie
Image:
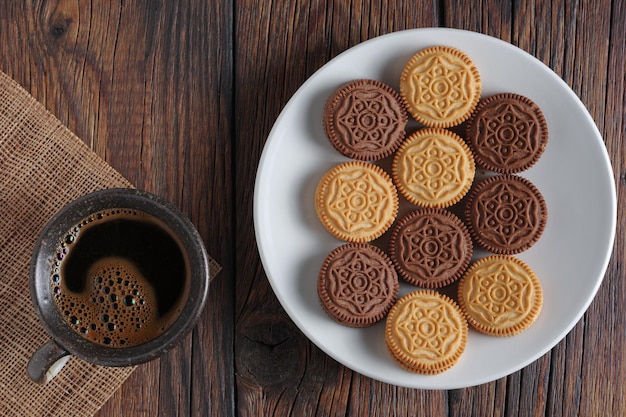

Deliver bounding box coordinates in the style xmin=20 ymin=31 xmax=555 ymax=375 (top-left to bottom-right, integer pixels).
xmin=315 ymin=161 xmax=399 ymax=242
xmin=392 ymin=128 xmax=475 ymax=208
xmin=457 ymin=255 xmax=543 ymax=336
xmin=385 ymin=290 xmax=468 ymax=374
xmin=400 ymin=46 xmax=481 ymax=128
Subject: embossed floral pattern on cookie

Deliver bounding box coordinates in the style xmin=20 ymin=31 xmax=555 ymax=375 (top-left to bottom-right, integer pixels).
xmin=318 ymin=243 xmax=399 ymax=327
xmin=315 ymin=161 xmax=399 ymax=242
xmin=385 ymin=290 xmax=468 ymax=374
xmin=466 ymin=93 xmax=548 ymax=173
xmin=458 ymin=255 xmax=543 ymax=336
xmin=389 ymin=208 xmax=472 ymax=288
xmin=400 ymin=46 xmax=481 ymax=128
xmin=465 ymin=175 xmax=547 ymax=254
xmin=324 ymin=79 xmax=408 ymax=161
xmin=392 ymin=128 xmax=475 ymax=207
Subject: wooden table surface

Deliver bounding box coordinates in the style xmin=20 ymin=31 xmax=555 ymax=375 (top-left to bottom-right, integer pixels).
xmin=2 ymin=1 xmax=624 ymax=416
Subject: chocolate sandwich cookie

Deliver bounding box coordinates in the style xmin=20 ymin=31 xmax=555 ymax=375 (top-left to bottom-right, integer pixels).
xmin=400 ymin=46 xmax=481 ymax=128
xmin=318 ymin=243 xmax=399 ymax=327
xmin=465 ymin=175 xmax=547 ymax=254
xmin=458 ymin=255 xmax=543 ymax=336
xmin=389 ymin=208 xmax=472 ymax=288
xmin=466 ymin=93 xmax=548 ymax=173
xmin=385 ymin=290 xmax=468 ymax=374
xmin=324 ymin=79 xmax=408 ymax=161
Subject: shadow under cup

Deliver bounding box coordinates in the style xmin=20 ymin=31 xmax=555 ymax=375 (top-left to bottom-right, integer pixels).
xmin=28 ymin=189 xmax=209 ymax=384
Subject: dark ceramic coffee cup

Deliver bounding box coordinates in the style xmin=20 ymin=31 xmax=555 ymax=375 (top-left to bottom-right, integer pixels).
xmin=28 ymin=188 xmax=209 ymax=384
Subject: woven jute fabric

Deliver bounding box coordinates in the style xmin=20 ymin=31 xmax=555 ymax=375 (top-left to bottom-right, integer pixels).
xmin=0 ymin=70 xmax=221 ymax=416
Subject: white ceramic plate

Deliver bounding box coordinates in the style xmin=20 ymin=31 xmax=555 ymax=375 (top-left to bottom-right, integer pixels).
xmin=253 ymin=28 xmax=616 ymax=389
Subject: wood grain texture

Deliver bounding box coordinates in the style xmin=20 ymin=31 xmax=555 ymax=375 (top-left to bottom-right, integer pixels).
xmin=0 ymin=0 xmax=624 ymax=416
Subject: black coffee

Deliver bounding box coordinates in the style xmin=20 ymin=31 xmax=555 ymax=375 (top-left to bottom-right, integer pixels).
xmin=50 ymin=209 xmax=190 ymax=348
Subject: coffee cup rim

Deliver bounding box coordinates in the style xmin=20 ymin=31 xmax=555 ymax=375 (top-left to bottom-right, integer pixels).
xmin=30 ymin=188 xmax=210 ymax=367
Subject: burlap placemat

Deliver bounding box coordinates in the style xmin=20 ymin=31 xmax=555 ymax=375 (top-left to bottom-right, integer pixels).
xmin=0 ymin=70 xmax=221 ymax=416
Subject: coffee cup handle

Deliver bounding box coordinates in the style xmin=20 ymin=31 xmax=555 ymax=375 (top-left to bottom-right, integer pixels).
xmin=27 ymin=340 xmax=71 ymax=384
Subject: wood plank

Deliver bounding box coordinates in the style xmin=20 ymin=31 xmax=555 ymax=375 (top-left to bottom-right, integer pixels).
xmin=233 ymin=1 xmax=449 ymax=416
xmin=96 ymin=1 xmax=235 ymax=414
xmin=0 ymin=1 xmax=234 ymax=415
xmin=580 ymin=0 xmax=626 ymax=414
xmin=563 ymin=1 xmax=617 ymax=416
xmin=604 ymin=8 xmax=626 ymax=415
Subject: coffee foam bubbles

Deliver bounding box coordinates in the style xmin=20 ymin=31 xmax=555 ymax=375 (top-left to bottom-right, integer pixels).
xmin=53 ymin=257 xmax=162 ymax=347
